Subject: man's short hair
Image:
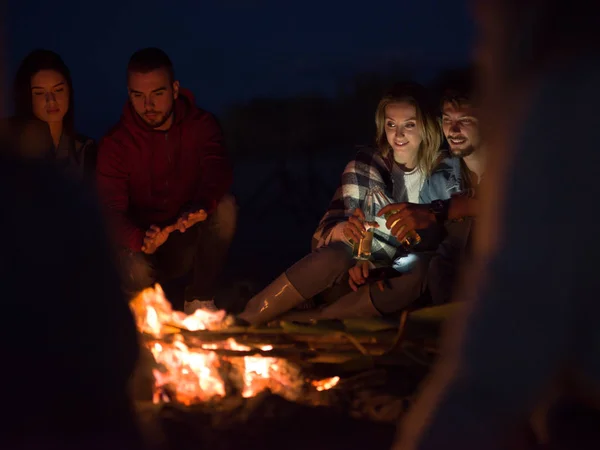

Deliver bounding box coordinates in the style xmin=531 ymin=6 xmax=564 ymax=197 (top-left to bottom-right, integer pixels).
xmin=127 ymin=47 xmax=175 ymax=81
xmin=437 ymin=67 xmax=476 ymax=109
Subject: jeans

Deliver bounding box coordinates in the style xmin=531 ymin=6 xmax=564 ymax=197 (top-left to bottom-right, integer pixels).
xmin=369 ymin=253 xmax=432 ymax=314
xmin=284 ymin=242 xmax=355 ymax=300
xmin=118 ymin=194 xmax=237 ymax=309
xmin=285 ymin=242 xmax=431 ymax=315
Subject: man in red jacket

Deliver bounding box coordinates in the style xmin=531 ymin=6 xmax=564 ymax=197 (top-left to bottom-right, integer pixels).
xmin=97 ymin=48 xmax=236 ymax=312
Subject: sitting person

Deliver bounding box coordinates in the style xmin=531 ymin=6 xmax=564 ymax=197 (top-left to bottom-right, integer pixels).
xmin=11 ymin=49 xmax=97 ymax=181
xmin=280 ymin=73 xmax=487 ymax=321
xmin=239 ymin=82 xmax=462 ymax=325
xmin=377 ymin=68 xmax=486 ymax=306
xmin=96 ymin=47 xmax=236 ymax=313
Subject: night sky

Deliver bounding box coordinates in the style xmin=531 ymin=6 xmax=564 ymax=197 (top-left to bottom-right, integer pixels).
xmin=5 ymin=0 xmax=474 ymax=139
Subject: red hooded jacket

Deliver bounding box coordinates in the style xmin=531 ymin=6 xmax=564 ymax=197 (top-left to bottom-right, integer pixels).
xmin=96 ymin=89 xmax=232 ymax=251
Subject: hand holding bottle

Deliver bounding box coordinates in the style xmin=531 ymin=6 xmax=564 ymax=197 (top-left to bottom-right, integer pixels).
xmin=377 ymin=203 xmax=431 ymax=243
xmin=371 ymin=186 xmax=422 ymax=248
xmin=342 ymin=208 xmax=378 ymax=242
xmin=351 ymin=190 xmax=380 ymax=260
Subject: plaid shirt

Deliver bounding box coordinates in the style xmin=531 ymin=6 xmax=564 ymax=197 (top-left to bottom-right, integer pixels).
xmin=312 ymin=147 xmax=462 ymax=264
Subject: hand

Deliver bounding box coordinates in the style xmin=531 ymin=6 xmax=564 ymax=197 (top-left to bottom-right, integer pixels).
xmin=342 ymin=208 xmax=378 ymax=242
xmin=175 ymin=209 xmax=208 ymax=233
xmin=141 ymin=225 xmax=174 ymax=254
xmin=377 ymin=203 xmax=435 ymax=242
xmin=348 ymin=260 xmax=384 ymax=292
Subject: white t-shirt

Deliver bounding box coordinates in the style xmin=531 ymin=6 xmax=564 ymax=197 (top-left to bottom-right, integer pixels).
xmin=403 ymin=166 xmax=425 ymax=203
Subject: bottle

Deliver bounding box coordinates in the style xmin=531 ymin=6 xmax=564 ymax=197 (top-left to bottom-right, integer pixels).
xmin=371 ymin=186 xmax=421 ymax=249
xmin=352 ymin=190 xmax=375 ymax=260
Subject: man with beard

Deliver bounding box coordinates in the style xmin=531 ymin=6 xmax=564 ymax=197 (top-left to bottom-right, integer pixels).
xmin=97 ymin=48 xmax=236 ymax=313
xmin=440 ymin=76 xmax=485 ymax=190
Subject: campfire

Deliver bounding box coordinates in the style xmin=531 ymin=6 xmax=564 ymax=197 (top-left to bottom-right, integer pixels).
xmin=130 ymin=285 xmax=340 ymax=406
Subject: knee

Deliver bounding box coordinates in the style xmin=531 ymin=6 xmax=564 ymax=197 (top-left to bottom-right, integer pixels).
xmin=313 ymin=243 xmax=354 ymax=273
xmin=285 ymin=244 xmax=353 ymax=299
xmin=118 ymin=250 xmax=155 ymax=293
xmin=211 ymin=194 xmax=238 ymax=241
xmin=288 ymin=243 xmax=353 ymax=283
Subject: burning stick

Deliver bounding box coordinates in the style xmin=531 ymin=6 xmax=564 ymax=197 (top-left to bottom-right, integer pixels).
xmin=130 ymin=285 xmax=341 ymax=406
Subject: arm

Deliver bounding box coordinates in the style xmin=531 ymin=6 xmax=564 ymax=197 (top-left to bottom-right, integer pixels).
xmin=313 ymin=156 xmax=386 ymax=248
xmin=96 ymin=137 xmax=145 ymax=251
xmin=447 ymin=194 xmax=479 ymax=221
xmin=190 ymin=113 xmax=233 ymax=214
xmin=378 ymin=194 xmax=479 ymax=241
xmin=327 ymin=161 xmax=368 ymax=245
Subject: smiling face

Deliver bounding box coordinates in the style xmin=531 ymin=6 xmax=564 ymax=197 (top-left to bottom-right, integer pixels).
xmin=30 ymin=69 xmax=69 ymax=125
xmin=383 ymin=101 xmax=422 ymax=168
xmin=442 ymin=100 xmax=481 ymax=157
xmin=127 ymin=67 xmax=179 ymax=130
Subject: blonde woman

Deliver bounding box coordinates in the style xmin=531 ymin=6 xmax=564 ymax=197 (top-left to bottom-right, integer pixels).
xmin=239 ymin=82 xmax=463 ymax=325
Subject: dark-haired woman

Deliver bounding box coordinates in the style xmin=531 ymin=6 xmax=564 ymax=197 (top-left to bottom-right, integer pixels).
xmin=13 ymin=49 xmax=96 ymax=180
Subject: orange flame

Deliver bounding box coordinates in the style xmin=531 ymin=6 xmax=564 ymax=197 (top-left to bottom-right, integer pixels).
xmin=130 ymin=285 xmax=337 ymax=405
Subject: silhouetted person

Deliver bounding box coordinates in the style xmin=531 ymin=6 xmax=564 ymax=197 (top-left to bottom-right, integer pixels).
xmin=0 ymin=152 xmax=142 ymax=449
xmin=395 ymin=0 xmax=600 ymax=448
xmin=97 ymin=48 xmax=236 ymax=313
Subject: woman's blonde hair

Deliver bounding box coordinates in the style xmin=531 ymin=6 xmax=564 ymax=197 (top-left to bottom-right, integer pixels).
xmin=374 ymin=82 xmax=441 ymax=175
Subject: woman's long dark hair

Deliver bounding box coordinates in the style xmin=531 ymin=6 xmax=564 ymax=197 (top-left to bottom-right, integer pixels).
xmin=13 ymin=49 xmax=75 ymax=135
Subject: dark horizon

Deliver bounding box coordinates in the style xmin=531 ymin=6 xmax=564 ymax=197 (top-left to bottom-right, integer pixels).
xmin=5 ymin=0 xmax=474 ymax=139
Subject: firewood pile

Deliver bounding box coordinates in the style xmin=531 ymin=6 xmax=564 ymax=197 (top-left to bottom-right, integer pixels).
xmin=129 ymin=285 xmax=458 ymax=448
xmin=132 ymin=335 xmax=423 ymax=449
xmin=133 ymin=338 xmax=428 ymax=421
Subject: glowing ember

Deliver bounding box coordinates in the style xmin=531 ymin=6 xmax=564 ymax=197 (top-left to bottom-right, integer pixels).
xmin=312 ymin=376 xmax=340 ymax=391
xmin=130 ymin=285 xmax=338 ymax=405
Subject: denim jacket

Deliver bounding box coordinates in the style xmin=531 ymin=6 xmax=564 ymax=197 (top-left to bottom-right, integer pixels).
xmin=420 ymin=152 xmax=463 ymax=203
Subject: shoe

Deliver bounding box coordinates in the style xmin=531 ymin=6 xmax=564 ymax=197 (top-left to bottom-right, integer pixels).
xmin=184 ymin=299 xmax=218 ymax=314
xmin=237 ymin=273 xmax=306 ymax=325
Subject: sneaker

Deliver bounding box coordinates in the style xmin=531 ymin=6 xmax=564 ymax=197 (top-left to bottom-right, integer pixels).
xmin=184 ymin=299 xmax=218 ymax=314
